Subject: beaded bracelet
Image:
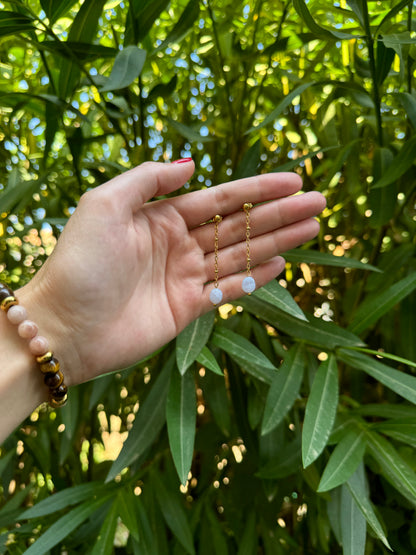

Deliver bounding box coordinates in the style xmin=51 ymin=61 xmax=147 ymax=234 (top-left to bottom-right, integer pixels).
xmin=0 ymin=282 xmax=68 ymax=408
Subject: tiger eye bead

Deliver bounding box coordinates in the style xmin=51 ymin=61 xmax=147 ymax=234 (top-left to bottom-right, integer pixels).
xmin=44 ymin=371 xmax=64 ymax=389
xmin=49 ymin=395 xmax=68 ymax=408
xmin=51 ymin=384 xmax=68 ymax=399
xmin=1 ymin=296 xmax=18 ymax=312
xmin=0 ymin=285 xmax=14 ymax=302
xmin=39 ymin=357 xmax=60 ymax=374
xmin=36 ymin=351 xmax=54 ymax=365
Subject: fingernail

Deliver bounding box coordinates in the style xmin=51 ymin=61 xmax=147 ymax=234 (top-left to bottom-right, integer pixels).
xmin=172 ymin=157 xmax=193 ymax=164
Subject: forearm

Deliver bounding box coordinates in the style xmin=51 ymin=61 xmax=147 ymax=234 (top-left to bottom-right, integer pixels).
xmin=0 ymin=307 xmax=46 ymax=444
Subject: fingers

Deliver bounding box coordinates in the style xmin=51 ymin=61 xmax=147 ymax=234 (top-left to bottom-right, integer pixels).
xmin=201 ymin=256 xmax=286 ymax=311
xmin=172 ymin=172 xmax=303 ymax=228
xmin=95 ymin=160 xmax=195 ymax=210
xmin=203 ymin=217 xmax=320 ymax=282
xmin=192 ymin=191 xmax=326 ymax=254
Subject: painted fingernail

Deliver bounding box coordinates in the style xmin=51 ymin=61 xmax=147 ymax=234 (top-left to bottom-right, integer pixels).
xmin=172 ymin=157 xmax=193 ymax=164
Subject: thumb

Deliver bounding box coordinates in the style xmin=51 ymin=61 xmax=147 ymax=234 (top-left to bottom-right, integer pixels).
xmin=102 ymin=159 xmax=195 ymax=209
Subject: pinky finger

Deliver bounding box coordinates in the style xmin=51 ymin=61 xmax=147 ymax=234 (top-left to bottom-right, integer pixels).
xmin=202 ymin=256 xmax=286 ymax=311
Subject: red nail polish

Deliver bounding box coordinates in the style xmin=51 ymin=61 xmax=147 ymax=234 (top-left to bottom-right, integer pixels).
xmin=172 ymin=157 xmax=193 ymax=164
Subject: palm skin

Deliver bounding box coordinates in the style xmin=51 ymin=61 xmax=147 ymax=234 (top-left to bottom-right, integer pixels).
xmin=18 ymin=161 xmax=326 ymax=388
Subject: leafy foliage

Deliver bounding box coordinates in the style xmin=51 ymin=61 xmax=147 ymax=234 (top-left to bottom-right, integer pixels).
xmin=1 ymin=0 xmax=416 ymax=553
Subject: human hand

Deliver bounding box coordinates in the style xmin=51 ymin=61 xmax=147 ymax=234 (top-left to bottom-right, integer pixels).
xmin=18 ymin=160 xmax=325 ymax=387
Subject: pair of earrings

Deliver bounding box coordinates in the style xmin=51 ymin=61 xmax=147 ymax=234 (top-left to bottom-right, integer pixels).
xmin=209 ymin=203 xmax=256 ymax=306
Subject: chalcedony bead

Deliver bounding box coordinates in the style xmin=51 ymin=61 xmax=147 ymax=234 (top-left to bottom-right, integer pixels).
xmin=209 ymin=287 xmax=223 ymax=306
xmin=7 ymin=305 xmax=27 ymax=325
xmin=242 ymin=276 xmax=256 ymax=294
xmin=18 ymin=320 xmax=38 ymax=339
xmin=29 ymin=335 xmax=49 ymax=356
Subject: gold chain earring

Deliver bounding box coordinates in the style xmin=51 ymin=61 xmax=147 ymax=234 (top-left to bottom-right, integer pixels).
xmin=242 ymin=203 xmax=256 ymax=294
xmin=209 ymin=215 xmax=223 ymax=306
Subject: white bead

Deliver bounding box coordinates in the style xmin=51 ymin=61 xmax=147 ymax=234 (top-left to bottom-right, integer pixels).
xmin=7 ymin=305 xmax=27 ymax=325
xmin=242 ymin=276 xmax=256 ymax=294
xmin=209 ymin=287 xmax=223 ymax=306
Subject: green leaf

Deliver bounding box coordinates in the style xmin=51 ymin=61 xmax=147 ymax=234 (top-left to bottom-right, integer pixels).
xmin=356 ymin=403 xmax=416 ymax=419
xmin=257 ymin=436 xmax=302 ymax=479
xmin=376 ymin=2 xmax=415 ymax=36
xmin=397 ymin=92 xmax=416 ymax=128
xmin=346 ymin=463 xmax=392 ymax=551
xmin=372 ymin=135 xmax=416 ymax=188
xmin=237 ymin=511 xmax=257 ymax=555
xmin=272 ymin=147 xmax=336 ymax=173
xmin=196 ymin=346 xmax=223 ymax=376
xmin=176 ymin=311 xmax=215 ymax=375
xmin=167 ymin=117 xmax=214 ymax=143
xmin=339 ymin=349 xmax=416 ymax=405
xmin=57 ymin=0 xmax=107 ymax=99
xmin=254 ymin=280 xmax=307 ymax=321
xmin=90 ymin=497 xmax=118 ymax=555
xmin=345 ymin=346 xmax=416 ymax=370
xmin=202 ymin=370 xmax=231 ymax=436
xmin=366 ymin=430 xmax=416 ymax=504
xmin=239 ymin=296 xmax=364 ymax=350
xmin=211 ymin=327 xmax=277 ymax=384
xmin=154 ymin=477 xmax=195 ymax=555
xmin=368 ymin=147 xmax=396 ymax=228
xmin=375 ymin=37 xmax=395 ymax=86
xmin=233 ymin=140 xmax=261 ymax=180
xmin=106 ymin=356 xmax=173 ymax=482
xmin=166 ymin=367 xmax=196 ymax=485
xmin=340 ymin=483 xmax=366 ymax=555
xmin=154 ymin=0 xmax=200 ymax=52
xmin=246 ymin=82 xmax=315 ymax=134
xmin=349 ymin=272 xmax=416 ymax=334
xmin=284 ymin=249 xmax=381 ymax=272
xmin=23 ymin=493 xmax=114 ymax=555
xmin=100 ymin=46 xmax=147 ymax=92
xmin=117 ymin=489 xmax=140 ymax=542
xmin=346 ymin=0 xmax=365 ymax=27
xmin=40 ymin=0 xmax=79 ymax=24
xmin=261 ymin=343 xmax=305 ymax=435
xmin=318 ymin=428 xmax=367 ymax=492
xmin=0 ymin=11 xmax=35 ymax=37
xmin=294 ymin=0 xmax=359 ymax=40
xmin=374 ymin=419 xmax=416 ymax=448
xmin=302 ymin=355 xmax=339 ymax=467
xmin=126 ymin=0 xmax=170 ymax=44
xmin=19 ymin=482 xmax=111 ymax=519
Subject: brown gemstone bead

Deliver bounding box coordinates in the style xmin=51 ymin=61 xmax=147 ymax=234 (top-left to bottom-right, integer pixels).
xmin=0 ymin=284 xmax=14 ymax=302
xmin=44 ymin=371 xmax=64 ymax=389
xmin=51 ymin=383 xmax=68 ymax=399
xmin=36 ymin=351 xmax=54 ymax=364
xmin=49 ymin=395 xmax=68 ymax=408
xmin=39 ymin=357 xmax=60 ymax=374
xmin=1 ymin=296 xmax=18 ymax=312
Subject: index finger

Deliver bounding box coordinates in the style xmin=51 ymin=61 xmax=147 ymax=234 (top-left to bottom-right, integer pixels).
xmin=171 ymin=172 xmax=303 ymax=228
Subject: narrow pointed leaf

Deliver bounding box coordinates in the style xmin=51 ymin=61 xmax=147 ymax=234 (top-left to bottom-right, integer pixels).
xmin=349 ymin=272 xmax=416 ymax=334
xmin=318 ymin=428 xmax=366 ymax=492
xmin=284 ymin=249 xmax=381 ymax=272
xmin=90 ymin=497 xmax=119 ymax=555
xmin=240 ymin=296 xmax=364 ymax=349
xmin=347 ymin=464 xmax=392 ymax=550
xmin=374 ymin=418 xmax=416 ymax=448
xmin=302 ymin=355 xmax=339 ymax=467
xmin=154 ymin=0 xmax=200 ymax=52
xmin=372 ymin=135 xmax=416 ymax=188
xmin=196 ymin=346 xmax=223 ymax=376
xmin=176 ymin=311 xmax=215 ymax=375
xmin=23 ymin=493 xmax=114 ymax=555
xmin=100 ymin=46 xmax=146 ymax=92
xmin=340 ymin=483 xmax=366 ymax=555
xmin=212 ymin=327 xmax=277 ymax=384
xmin=246 ymin=82 xmax=315 ymax=134
xmin=166 ymin=367 xmax=196 ymax=485
xmin=262 ymin=343 xmax=305 ymax=435
xmin=254 ymin=280 xmax=307 ymax=321
xmin=154 ymin=478 xmax=195 ymax=555
xmin=294 ymin=0 xmax=359 ymax=39
xmin=106 ymin=357 xmax=173 ymax=482
xmin=339 ymin=349 xmax=416 ymax=405
xmin=366 ymin=430 xmax=416 ymax=504
xmin=397 ymin=92 xmax=416 ymax=128
xmin=117 ymin=489 xmax=140 ymax=542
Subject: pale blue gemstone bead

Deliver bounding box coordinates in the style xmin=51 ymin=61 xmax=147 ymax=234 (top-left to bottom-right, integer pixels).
xmin=209 ymin=287 xmax=223 ymax=306
xmin=242 ymin=276 xmax=256 ymax=294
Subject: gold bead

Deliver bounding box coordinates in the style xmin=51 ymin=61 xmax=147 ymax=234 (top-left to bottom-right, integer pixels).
xmin=0 ymin=296 xmax=18 ymax=312
xmin=214 ymin=214 xmax=222 ymax=223
xmin=49 ymin=395 xmax=68 ymax=408
xmin=243 ymin=203 xmax=253 ymax=211
xmin=36 ymin=351 xmax=54 ymax=364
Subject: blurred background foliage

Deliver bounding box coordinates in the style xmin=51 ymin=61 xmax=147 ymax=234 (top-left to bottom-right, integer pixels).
xmin=1 ymin=0 xmax=416 ymax=553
